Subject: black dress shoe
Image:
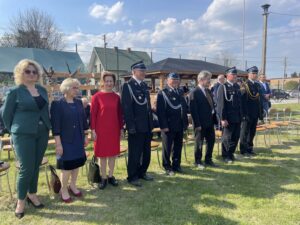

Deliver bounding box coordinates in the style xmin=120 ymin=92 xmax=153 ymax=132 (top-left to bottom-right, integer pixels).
xmin=223 ymin=157 xmax=233 ymax=164
xmin=27 ymin=197 xmax=45 ymax=209
xmin=241 ymin=153 xmax=251 ymax=158
xmin=205 ymin=161 xmax=218 ymax=167
xmin=173 ymin=167 xmax=183 ymax=173
xmin=98 ymin=179 xmax=108 ymax=190
xmin=248 ymin=151 xmax=257 ymax=156
xmin=165 ymin=169 xmax=175 ymax=176
xmin=15 ymin=211 xmax=25 ymax=219
xmin=128 ymin=179 xmax=142 ymax=187
xmin=140 ymin=174 xmax=154 ymax=181
xmin=108 ymin=176 xmax=118 ymax=186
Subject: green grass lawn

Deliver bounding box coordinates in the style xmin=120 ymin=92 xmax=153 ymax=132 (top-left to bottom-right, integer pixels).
xmin=1 ymin=112 xmax=300 ymax=224
xmin=272 ymin=102 xmax=300 ymax=111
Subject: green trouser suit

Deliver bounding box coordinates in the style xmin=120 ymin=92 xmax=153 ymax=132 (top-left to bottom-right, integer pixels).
xmin=1 ymin=84 xmax=51 ymax=200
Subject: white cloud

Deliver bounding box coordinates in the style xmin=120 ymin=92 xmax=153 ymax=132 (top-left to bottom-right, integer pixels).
xmin=289 ymin=18 xmax=300 ymax=27
xmin=65 ymin=0 xmax=300 ymax=76
xmin=89 ymin=1 xmax=124 ymax=23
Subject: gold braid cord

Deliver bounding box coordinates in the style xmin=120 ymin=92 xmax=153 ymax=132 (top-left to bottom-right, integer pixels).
xmin=243 ymin=82 xmax=259 ymax=100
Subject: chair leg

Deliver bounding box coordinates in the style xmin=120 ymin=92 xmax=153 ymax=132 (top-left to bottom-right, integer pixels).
xmin=14 ymin=170 xmax=17 ymax=192
xmin=156 ymin=147 xmax=162 ymax=169
xmin=44 ymin=166 xmax=51 ymax=197
xmin=6 ymin=171 xmax=13 ymax=200
xmin=276 ymin=129 xmax=281 ymax=144
xmin=124 ymin=154 xmax=128 ymax=168
xmin=263 ymin=131 xmax=268 ymax=147
xmin=183 ymin=143 xmax=188 ymax=162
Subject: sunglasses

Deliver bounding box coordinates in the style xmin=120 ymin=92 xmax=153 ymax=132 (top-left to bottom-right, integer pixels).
xmin=24 ymin=69 xmax=37 ymax=75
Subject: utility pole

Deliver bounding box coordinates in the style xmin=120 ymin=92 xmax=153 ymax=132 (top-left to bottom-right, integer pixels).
xmin=75 ymin=43 xmax=78 ymax=53
xmin=261 ymin=4 xmax=271 ymax=75
xmin=103 ymin=34 xmax=108 ymax=70
xmin=204 ymin=57 xmax=207 ymax=62
xmin=242 ymin=0 xmax=246 ymax=71
xmin=283 ymin=57 xmax=287 ymax=78
xmin=150 ymin=51 xmax=153 ymax=62
xmin=179 ymin=54 xmax=181 ymax=59
xmin=116 ymin=46 xmax=120 ymax=91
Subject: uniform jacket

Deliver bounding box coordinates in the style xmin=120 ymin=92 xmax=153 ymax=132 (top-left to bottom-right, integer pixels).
xmin=216 ymin=82 xmax=243 ymax=124
xmin=121 ymin=78 xmax=153 ymax=133
xmin=156 ymin=86 xmax=188 ymax=132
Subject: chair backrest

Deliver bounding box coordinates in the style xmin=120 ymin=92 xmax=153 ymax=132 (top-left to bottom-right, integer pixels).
xmin=283 ymin=108 xmax=292 ymax=122
xmin=268 ymin=108 xmax=278 ymax=122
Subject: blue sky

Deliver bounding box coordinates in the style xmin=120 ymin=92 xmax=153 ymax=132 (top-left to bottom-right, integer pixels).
xmin=1 ymin=0 xmax=300 ymax=78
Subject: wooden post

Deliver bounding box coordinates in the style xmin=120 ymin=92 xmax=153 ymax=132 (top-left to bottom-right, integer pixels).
xmin=159 ymin=74 xmax=165 ymax=90
xmin=151 ymin=77 xmax=155 ymax=92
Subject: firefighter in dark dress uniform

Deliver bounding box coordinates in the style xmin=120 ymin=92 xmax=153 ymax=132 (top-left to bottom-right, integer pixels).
xmin=239 ymin=66 xmax=263 ymax=156
xmin=121 ymin=61 xmax=154 ymax=187
xmin=216 ymin=67 xmax=242 ymax=163
xmin=156 ymin=72 xmax=188 ymax=175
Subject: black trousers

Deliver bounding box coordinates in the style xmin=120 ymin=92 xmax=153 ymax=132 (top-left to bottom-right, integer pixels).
xmin=194 ymin=125 xmax=215 ymax=164
xmin=127 ymin=132 xmax=152 ymax=182
xmin=161 ymin=130 xmax=183 ymax=170
xmin=221 ymin=122 xmax=241 ymax=159
xmin=240 ymin=117 xmax=258 ymax=154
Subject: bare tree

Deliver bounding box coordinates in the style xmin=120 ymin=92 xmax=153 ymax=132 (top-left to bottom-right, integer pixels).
xmin=212 ymin=51 xmax=238 ymax=68
xmin=0 ymin=8 xmax=64 ymax=50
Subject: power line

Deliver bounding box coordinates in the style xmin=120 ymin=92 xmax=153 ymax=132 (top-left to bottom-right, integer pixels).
xmin=270 ymin=11 xmax=300 ymax=17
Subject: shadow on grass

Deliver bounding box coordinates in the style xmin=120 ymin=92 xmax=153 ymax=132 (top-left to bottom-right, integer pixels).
xmin=1 ymin=137 xmax=300 ymax=224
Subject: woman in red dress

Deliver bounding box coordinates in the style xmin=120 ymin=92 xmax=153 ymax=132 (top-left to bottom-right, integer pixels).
xmin=90 ymin=72 xmax=123 ymax=190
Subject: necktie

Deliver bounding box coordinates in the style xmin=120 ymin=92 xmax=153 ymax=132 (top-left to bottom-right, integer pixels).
xmin=205 ymin=88 xmax=213 ymax=109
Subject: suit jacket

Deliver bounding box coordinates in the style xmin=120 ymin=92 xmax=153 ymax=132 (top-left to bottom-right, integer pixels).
xmin=259 ymin=81 xmax=272 ymax=103
xmin=216 ymin=82 xmax=242 ymax=124
xmin=1 ymin=84 xmax=51 ymax=134
xmin=212 ymin=82 xmax=221 ymax=102
xmin=241 ymin=80 xmax=263 ymax=120
xmin=189 ymin=86 xmax=217 ymax=129
xmin=50 ymin=98 xmax=88 ymax=143
xmin=156 ymin=86 xmax=188 ymax=132
xmin=121 ymin=78 xmax=153 ymax=133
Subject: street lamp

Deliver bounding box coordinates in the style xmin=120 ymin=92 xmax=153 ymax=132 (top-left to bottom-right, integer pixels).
xmin=261 ymin=4 xmax=271 ymax=75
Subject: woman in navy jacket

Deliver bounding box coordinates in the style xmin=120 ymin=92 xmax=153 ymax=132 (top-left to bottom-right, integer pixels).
xmin=50 ymin=78 xmax=89 ymax=203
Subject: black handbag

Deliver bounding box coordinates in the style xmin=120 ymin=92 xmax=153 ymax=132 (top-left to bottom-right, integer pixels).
xmin=48 ymin=165 xmax=61 ymax=194
xmin=87 ymin=156 xmax=101 ymax=185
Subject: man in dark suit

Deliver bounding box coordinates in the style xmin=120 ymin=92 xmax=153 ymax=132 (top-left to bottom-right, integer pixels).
xmin=156 ymin=72 xmax=188 ymax=175
xmin=211 ymin=74 xmax=225 ymax=130
xmin=216 ymin=67 xmax=242 ymax=163
xmin=240 ymin=66 xmax=263 ymax=156
xmin=189 ymin=70 xmax=218 ymax=169
xmin=211 ymin=74 xmax=225 ymax=102
xmin=258 ymin=74 xmax=272 ymax=116
xmin=121 ymin=61 xmax=153 ymax=187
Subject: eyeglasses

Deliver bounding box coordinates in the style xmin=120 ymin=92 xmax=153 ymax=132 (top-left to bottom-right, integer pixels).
xmin=24 ymin=69 xmax=37 ymax=75
xmin=72 ymin=86 xmax=79 ymax=89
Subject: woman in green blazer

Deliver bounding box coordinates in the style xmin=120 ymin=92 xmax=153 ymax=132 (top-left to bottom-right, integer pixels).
xmin=1 ymin=59 xmax=51 ymax=219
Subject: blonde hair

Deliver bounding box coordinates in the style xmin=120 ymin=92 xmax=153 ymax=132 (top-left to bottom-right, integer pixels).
xmin=60 ymin=78 xmax=81 ymax=94
xmin=13 ymin=59 xmax=42 ymax=85
xmin=100 ymin=71 xmax=116 ymax=89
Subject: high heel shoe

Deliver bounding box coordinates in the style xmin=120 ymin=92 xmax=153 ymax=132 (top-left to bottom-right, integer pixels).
xmin=15 ymin=211 xmax=25 ymax=219
xmin=15 ymin=201 xmax=25 ymax=219
xmin=68 ymin=186 xmax=82 ymax=197
xmin=27 ymin=197 xmax=45 ymax=209
xmin=60 ymin=192 xmax=72 ymax=203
